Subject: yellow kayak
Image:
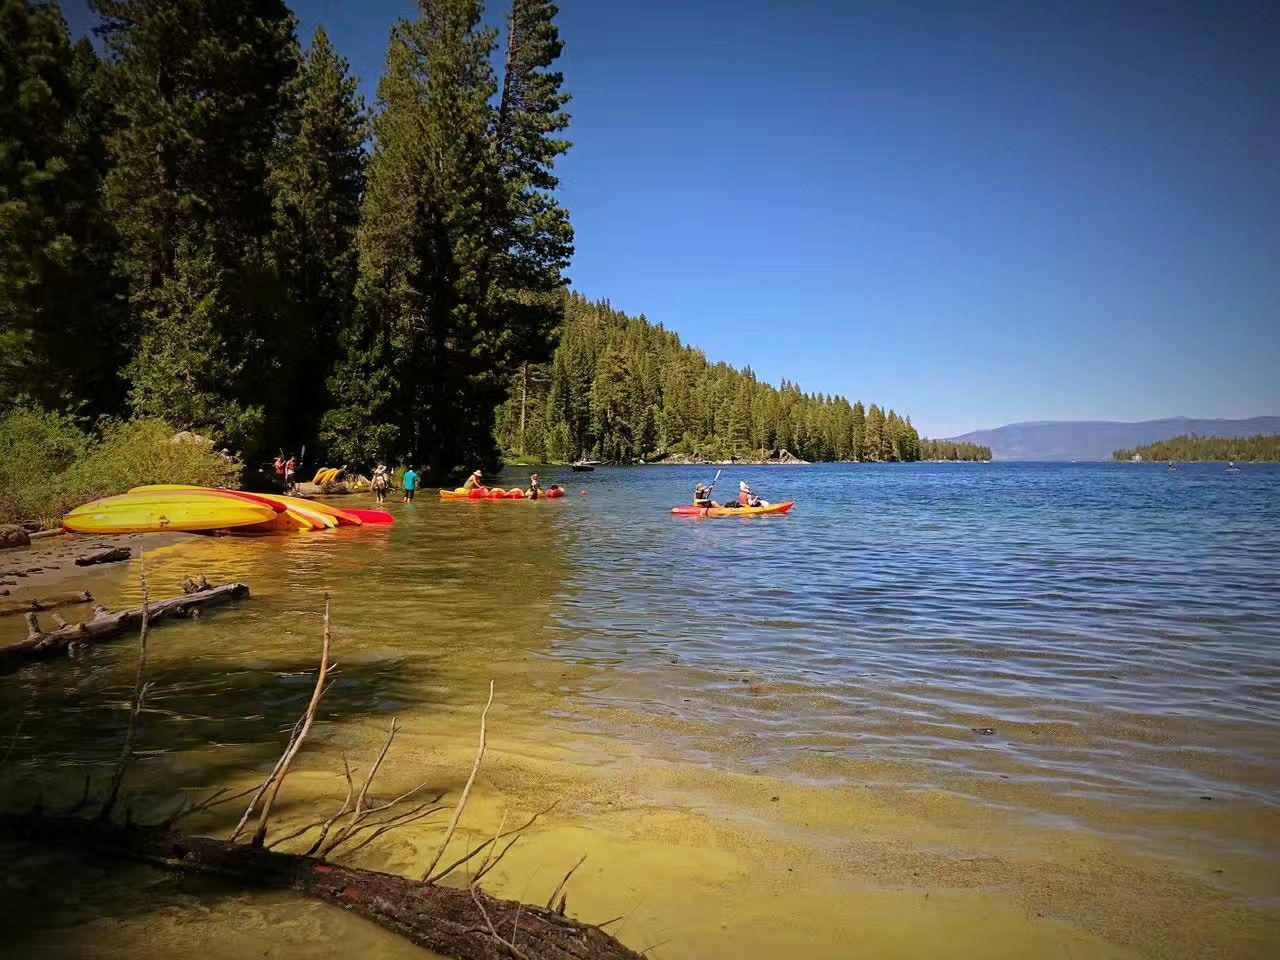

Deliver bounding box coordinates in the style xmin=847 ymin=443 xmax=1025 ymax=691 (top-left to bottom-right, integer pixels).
xmin=130 ymin=485 xmax=352 ymax=530
xmin=129 ymin=485 xmax=318 ymax=531
xmin=64 ymin=493 xmax=275 ymax=534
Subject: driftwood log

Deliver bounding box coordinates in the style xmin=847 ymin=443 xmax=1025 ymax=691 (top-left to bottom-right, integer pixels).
xmin=0 ymin=815 xmax=642 ymax=960
xmin=0 ymin=589 xmax=93 ymax=619
xmin=0 ymin=586 xmax=647 ymax=960
xmin=0 ymin=580 xmax=248 ymax=673
xmin=75 ymin=546 xmax=131 ymax=566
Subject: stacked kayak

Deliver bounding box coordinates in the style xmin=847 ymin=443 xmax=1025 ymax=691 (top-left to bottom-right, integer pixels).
xmin=670 ymin=500 xmax=795 ymax=518
xmin=439 ymin=486 xmax=565 ymax=501
xmin=62 ymin=485 xmax=393 ymax=535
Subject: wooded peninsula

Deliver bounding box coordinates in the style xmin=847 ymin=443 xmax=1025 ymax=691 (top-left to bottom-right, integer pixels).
xmin=1113 ymin=433 xmax=1280 ymax=462
xmin=1 ymin=0 xmax=987 ymax=508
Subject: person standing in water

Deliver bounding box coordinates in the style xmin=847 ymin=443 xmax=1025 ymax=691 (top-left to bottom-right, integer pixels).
xmin=528 ymin=473 xmax=542 ymax=500
xmin=371 ymin=464 xmax=390 ymax=503
xmin=402 ymin=465 xmax=418 ymax=502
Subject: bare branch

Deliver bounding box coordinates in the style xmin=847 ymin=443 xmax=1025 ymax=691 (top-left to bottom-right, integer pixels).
xmin=470 ymin=808 xmax=508 ymax=886
xmin=546 ymin=854 xmax=586 ymax=911
xmin=339 ymin=802 xmax=448 ymax=858
xmin=423 ymin=679 xmax=494 ymax=882
xmin=300 ymin=757 xmax=355 ymax=855
xmin=99 ymin=559 xmax=151 ymax=820
xmin=318 ymin=719 xmax=396 ymax=853
xmin=229 ymin=713 xmax=304 ymax=842
xmin=250 ymin=597 xmax=332 ymax=847
xmin=472 ymin=834 xmax=520 ymax=887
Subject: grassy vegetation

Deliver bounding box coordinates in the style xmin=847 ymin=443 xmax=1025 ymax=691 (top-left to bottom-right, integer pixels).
xmin=0 ymin=409 xmax=240 ymax=526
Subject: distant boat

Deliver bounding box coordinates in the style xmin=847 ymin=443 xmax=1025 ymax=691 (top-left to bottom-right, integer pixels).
xmin=571 ymin=459 xmax=601 ymax=472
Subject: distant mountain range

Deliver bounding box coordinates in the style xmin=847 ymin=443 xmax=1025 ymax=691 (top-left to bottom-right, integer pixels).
xmin=945 ymin=417 xmax=1280 ymax=461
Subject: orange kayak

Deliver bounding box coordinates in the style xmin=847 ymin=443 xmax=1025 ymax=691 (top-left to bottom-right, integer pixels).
xmin=670 ymin=500 xmax=794 ymax=518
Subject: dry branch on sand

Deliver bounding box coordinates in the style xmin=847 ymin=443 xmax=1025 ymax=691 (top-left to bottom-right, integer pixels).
xmin=0 ymin=575 xmax=645 ymax=960
xmin=0 ymin=578 xmax=247 ymax=673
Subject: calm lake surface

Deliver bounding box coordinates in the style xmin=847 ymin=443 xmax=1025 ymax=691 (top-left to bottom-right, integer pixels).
xmin=3 ymin=462 xmax=1278 ymax=959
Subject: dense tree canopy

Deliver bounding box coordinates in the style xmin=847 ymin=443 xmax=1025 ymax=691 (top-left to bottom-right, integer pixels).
xmin=1114 ymin=434 xmax=1280 ymax=462
xmin=494 ymin=294 xmax=990 ymax=463
xmin=0 ymin=0 xmax=125 ymax=414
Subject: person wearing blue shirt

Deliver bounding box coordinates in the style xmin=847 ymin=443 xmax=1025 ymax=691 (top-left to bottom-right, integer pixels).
xmin=402 ymin=466 xmax=418 ymax=502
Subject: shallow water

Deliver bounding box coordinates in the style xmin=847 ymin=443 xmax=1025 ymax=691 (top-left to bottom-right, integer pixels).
xmin=2 ymin=462 xmax=1278 ymax=958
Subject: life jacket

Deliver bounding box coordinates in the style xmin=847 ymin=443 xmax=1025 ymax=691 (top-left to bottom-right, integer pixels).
xmin=738 ymin=491 xmax=750 ymax=505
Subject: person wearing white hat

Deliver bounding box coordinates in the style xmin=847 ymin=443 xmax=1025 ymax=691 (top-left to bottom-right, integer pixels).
xmin=738 ymin=480 xmax=767 ymax=507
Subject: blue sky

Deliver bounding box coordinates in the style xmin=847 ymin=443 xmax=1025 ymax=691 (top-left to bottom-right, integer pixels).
xmin=64 ymin=0 xmax=1279 ymax=437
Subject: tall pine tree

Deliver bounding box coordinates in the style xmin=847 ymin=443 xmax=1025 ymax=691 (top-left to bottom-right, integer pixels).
xmin=0 ymin=0 xmax=125 ymax=414
xmin=267 ymin=26 xmax=367 ymax=453
xmin=92 ymin=0 xmax=299 ymax=451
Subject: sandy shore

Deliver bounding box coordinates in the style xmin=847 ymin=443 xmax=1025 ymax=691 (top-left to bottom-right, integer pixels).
xmin=0 ymin=529 xmax=192 ymax=599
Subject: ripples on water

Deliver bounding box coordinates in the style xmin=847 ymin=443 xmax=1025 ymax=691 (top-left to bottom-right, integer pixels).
xmin=548 ymin=463 xmax=1280 ymax=810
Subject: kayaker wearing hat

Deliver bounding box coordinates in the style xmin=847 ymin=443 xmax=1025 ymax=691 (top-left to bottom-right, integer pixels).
xmin=737 ymin=480 xmax=767 ymax=508
xmin=462 ymin=469 xmax=484 ymax=491
xmin=693 ymin=481 xmax=720 ymax=509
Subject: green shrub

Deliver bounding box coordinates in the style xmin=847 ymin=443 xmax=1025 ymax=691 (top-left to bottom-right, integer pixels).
xmin=64 ymin=419 xmax=240 ymax=503
xmin=0 ymin=410 xmax=241 ymax=525
xmin=0 ymin=407 xmax=93 ymax=523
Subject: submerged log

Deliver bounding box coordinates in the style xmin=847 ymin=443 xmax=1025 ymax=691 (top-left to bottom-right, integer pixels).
xmin=0 ymin=814 xmax=640 ymax=960
xmin=0 ymin=581 xmax=248 ymax=674
xmin=75 ymin=547 xmax=131 ymax=567
xmin=0 ymin=590 xmax=93 ymax=618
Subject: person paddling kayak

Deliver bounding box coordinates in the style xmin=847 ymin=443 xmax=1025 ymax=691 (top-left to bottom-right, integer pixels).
xmin=737 ymin=480 xmax=768 ymax=507
xmin=694 ymin=481 xmax=721 ymax=509
xmin=462 ymin=469 xmax=484 ymax=491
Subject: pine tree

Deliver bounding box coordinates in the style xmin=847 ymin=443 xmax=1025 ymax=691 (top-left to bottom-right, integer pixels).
xmin=0 ymin=0 xmax=125 ymax=413
xmin=267 ymin=27 xmax=366 ymax=453
xmin=485 ymin=0 xmax=573 ymax=376
xmin=864 ymin=404 xmax=885 ymax=461
xmin=93 ymin=0 xmax=299 ymax=450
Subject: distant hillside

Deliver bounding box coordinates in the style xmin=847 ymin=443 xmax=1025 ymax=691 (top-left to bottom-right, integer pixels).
xmin=946 ymin=417 xmax=1280 ymax=461
xmin=1113 ymin=433 xmax=1280 ymax=462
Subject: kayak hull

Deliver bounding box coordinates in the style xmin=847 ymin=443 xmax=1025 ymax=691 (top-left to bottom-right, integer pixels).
xmin=65 ymin=494 xmax=276 ymax=534
xmin=343 ymin=508 xmax=394 ymax=524
xmin=439 ymin=487 xmax=565 ymax=501
xmin=670 ymin=500 xmax=795 ymax=518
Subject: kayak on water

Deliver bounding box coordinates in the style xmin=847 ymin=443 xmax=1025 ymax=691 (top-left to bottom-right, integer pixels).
xmin=439 ymin=485 xmax=565 ymax=501
xmin=670 ymin=500 xmax=795 ymax=518
xmin=343 ymin=508 xmax=394 ymax=524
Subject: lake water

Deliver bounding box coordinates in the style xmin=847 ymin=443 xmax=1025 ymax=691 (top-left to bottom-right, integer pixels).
xmin=2 ymin=462 xmax=1278 ymax=959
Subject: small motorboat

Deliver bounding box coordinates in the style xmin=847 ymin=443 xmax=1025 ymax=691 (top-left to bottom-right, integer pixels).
xmin=571 ymin=459 xmax=601 ymax=472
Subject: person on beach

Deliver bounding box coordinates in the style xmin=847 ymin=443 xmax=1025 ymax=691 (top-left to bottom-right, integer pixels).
xmin=284 ymin=454 xmax=297 ymax=492
xmin=371 ymin=464 xmax=390 ymax=503
xmin=402 ymin=465 xmax=418 ymax=502
xmin=528 ymin=473 xmax=542 ymax=500
xmin=462 ymin=469 xmax=484 ymax=491
xmin=273 ymin=454 xmax=286 ymax=480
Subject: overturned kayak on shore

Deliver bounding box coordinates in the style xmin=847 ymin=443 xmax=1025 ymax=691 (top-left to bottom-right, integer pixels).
xmin=439 ymin=486 xmax=566 ymax=501
xmin=64 ymin=491 xmax=277 ymax=534
xmin=670 ymin=500 xmax=795 ymax=518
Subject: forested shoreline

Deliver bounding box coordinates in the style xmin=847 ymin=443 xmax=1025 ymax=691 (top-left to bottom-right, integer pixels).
xmin=492 ymin=294 xmax=990 ymax=463
xmin=1113 ymin=433 xmax=1280 ymax=462
xmin=2 ymin=0 xmax=984 ymax=507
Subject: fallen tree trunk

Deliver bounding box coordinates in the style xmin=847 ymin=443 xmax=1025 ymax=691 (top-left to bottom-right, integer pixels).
xmin=0 ymin=814 xmax=642 ymax=960
xmin=75 ymin=547 xmax=131 ymax=567
xmin=0 ymin=582 xmax=248 ymax=674
xmin=0 ymin=589 xmax=93 ymax=618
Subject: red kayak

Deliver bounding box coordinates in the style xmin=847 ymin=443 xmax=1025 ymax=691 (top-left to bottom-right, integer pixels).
xmin=670 ymin=500 xmax=795 ymax=518
xmin=344 ymin=508 xmax=394 ymax=524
